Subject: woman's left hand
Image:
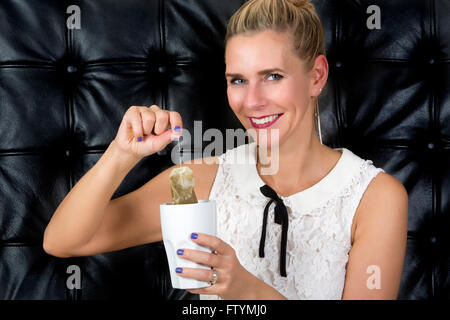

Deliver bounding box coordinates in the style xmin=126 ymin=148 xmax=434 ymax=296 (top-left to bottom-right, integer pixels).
xmin=176 ymin=232 xmax=257 ymax=300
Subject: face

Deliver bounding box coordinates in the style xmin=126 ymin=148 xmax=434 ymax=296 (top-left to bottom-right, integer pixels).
xmin=225 ymin=29 xmax=327 ymax=148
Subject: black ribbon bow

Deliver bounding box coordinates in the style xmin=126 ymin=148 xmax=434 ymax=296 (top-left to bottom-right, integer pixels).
xmin=259 ymin=184 xmax=289 ymax=277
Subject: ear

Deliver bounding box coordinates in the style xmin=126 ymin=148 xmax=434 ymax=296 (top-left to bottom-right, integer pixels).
xmin=309 ymin=55 xmax=329 ymax=97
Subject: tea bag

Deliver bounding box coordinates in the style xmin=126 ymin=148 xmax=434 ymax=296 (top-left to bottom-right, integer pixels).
xmin=169 ymin=166 xmax=198 ymax=204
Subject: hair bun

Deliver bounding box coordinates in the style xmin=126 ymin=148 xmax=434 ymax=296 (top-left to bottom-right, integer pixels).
xmin=289 ymin=0 xmax=315 ymax=10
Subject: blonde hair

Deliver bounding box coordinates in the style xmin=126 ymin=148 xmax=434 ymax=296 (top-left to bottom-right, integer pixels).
xmin=225 ymin=0 xmax=325 ymax=73
xmin=225 ymin=0 xmax=326 ymax=144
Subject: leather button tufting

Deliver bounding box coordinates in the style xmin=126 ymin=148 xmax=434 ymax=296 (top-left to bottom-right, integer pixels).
xmin=427 ymin=142 xmax=435 ymax=150
xmin=335 ymin=61 xmax=342 ymax=68
xmin=158 ymin=65 xmax=167 ymax=73
xmin=65 ymin=149 xmax=71 ymax=157
xmin=429 ymin=235 xmax=437 ymax=244
xmin=66 ymin=65 xmax=77 ymax=73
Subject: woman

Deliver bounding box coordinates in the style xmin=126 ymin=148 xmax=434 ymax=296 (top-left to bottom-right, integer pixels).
xmin=43 ymin=0 xmax=408 ymax=300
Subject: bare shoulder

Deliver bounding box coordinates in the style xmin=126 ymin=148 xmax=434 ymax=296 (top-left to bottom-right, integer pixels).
xmin=343 ymin=171 xmax=409 ymax=299
xmin=363 ymin=172 xmax=408 ymax=205
xmin=352 ymin=171 xmax=409 ymax=243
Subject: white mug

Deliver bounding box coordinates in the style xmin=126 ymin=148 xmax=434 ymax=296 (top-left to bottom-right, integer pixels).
xmin=160 ymin=200 xmax=216 ymax=289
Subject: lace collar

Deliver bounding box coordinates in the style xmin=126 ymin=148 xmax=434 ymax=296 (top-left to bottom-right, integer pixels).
xmin=225 ymin=142 xmax=362 ymax=212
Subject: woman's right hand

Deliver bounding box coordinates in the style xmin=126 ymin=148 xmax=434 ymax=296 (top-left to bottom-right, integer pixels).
xmin=113 ymin=105 xmax=182 ymax=159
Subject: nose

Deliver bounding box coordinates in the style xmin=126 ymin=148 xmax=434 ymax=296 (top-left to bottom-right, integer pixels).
xmin=244 ymin=82 xmax=267 ymax=109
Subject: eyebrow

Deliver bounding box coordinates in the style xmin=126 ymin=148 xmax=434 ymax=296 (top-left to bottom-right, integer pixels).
xmin=225 ymin=68 xmax=285 ymax=78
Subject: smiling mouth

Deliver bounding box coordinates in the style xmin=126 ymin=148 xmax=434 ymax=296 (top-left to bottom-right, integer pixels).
xmin=249 ymin=113 xmax=283 ymax=128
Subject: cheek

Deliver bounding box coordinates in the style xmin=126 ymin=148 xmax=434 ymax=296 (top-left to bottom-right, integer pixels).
xmin=227 ymin=87 xmax=244 ymax=113
xmin=269 ymin=83 xmax=300 ymax=111
xmin=276 ymin=81 xmax=309 ymax=112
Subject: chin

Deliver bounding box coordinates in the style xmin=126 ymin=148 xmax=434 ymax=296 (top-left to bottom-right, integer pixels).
xmin=247 ymin=127 xmax=283 ymax=150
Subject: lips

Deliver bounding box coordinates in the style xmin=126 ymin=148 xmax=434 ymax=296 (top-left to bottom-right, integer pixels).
xmin=249 ymin=113 xmax=283 ymax=129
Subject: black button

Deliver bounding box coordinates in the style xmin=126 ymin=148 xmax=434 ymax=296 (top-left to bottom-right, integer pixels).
xmin=158 ymin=65 xmax=167 ymax=73
xmin=335 ymin=61 xmax=342 ymax=68
xmin=427 ymin=142 xmax=435 ymax=150
xmin=65 ymin=149 xmax=71 ymax=157
xmin=66 ymin=65 xmax=77 ymax=73
xmin=429 ymin=235 xmax=437 ymax=244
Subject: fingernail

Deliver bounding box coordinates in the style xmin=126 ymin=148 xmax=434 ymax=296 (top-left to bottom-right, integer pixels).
xmin=137 ymin=136 xmax=142 ymax=142
xmin=176 ymin=267 xmax=183 ymax=273
xmin=174 ymin=126 xmax=180 ymax=132
xmin=177 ymin=249 xmax=184 ymax=255
xmin=191 ymin=233 xmax=198 ymax=240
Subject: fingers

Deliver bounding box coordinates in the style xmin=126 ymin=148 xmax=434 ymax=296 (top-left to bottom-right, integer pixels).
xmin=169 ymin=110 xmax=182 ymax=135
xmin=189 ymin=233 xmax=228 ymax=255
xmin=126 ymin=107 xmax=144 ymax=141
xmin=175 ymin=267 xmax=216 ymax=284
xmin=177 ymin=267 xmax=224 ymax=295
xmin=177 ymin=248 xmax=220 ymax=268
xmin=143 ymin=105 xmax=182 ymax=136
xmin=139 ymin=108 xmax=156 ymax=136
xmin=148 ymin=104 xmax=161 ymax=113
xmin=152 ymin=109 xmax=170 ymax=135
xmin=126 ymin=105 xmax=182 ymax=141
xmin=152 ymin=129 xmax=177 ymax=151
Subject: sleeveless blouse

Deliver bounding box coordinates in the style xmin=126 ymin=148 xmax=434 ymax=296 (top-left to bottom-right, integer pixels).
xmin=200 ymin=142 xmax=385 ymax=300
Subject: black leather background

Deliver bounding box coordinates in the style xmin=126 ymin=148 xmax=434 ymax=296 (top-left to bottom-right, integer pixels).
xmin=0 ymin=0 xmax=448 ymax=300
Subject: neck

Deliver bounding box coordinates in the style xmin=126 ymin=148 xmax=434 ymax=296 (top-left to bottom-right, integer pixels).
xmin=256 ymin=116 xmax=324 ymax=197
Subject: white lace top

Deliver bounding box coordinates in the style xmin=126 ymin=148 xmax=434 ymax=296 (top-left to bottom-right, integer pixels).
xmin=200 ymin=142 xmax=385 ymax=300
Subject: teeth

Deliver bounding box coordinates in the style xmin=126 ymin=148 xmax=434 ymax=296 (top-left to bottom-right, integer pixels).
xmin=251 ymin=114 xmax=279 ymax=125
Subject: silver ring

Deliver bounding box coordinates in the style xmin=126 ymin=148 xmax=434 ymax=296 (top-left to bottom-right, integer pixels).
xmin=210 ymin=270 xmax=218 ymax=285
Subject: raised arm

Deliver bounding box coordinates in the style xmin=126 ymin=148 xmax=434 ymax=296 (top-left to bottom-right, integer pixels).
xmin=43 ymin=105 xmax=182 ymax=257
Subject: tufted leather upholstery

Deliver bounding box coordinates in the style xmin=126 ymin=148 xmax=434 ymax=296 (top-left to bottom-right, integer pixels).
xmin=0 ymin=0 xmax=448 ymax=300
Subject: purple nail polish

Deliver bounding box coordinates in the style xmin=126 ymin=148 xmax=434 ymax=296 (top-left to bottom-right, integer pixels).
xmin=191 ymin=233 xmax=198 ymax=240
xmin=174 ymin=126 xmax=180 ymax=132
xmin=177 ymin=249 xmax=184 ymax=255
xmin=137 ymin=136 xmax=142 ymax=142
xmin=176 ymin=267 xmax=183 ymax=273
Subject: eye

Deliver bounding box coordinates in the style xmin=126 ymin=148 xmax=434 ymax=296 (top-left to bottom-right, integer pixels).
xmin=230 ymin=78 xmax=246 ymax=85
xmin=267 ymin=73 xmax=283 ymax=81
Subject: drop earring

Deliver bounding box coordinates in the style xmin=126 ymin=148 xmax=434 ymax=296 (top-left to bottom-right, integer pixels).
xmin=314 ymin=96 xmax=323 ymax=145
